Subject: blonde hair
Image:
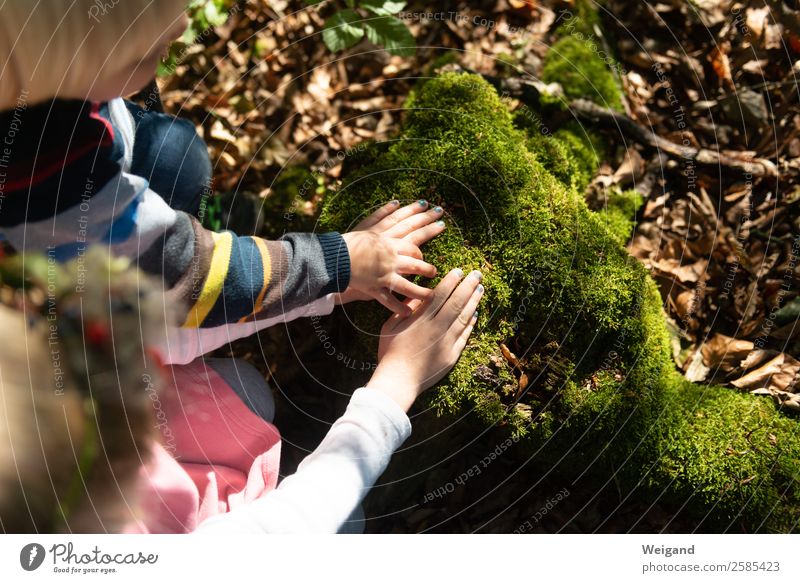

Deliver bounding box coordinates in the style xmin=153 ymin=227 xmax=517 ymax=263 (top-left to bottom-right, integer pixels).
xmin=0 ymin=0 xmax=188 ymax=110
xmin=0 ymin=250 xmax=171 ymax=532
xmin=0 ymin=306 xmax=86 ymax=532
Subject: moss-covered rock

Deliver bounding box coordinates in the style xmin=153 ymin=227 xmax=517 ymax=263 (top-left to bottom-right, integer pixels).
xmin=318 ymin=69 xmax=799 ymax=531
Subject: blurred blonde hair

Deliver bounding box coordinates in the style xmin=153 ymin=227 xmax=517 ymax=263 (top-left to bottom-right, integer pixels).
xmin=0 ymin=249 xmax=171 ymax=532
xmin=0 ymin=305 xmax=85 ymax=532
xmin=0 ymin=0 xmax=188 ymax=110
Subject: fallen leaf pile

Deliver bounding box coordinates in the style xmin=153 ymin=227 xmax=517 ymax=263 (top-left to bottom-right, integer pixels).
xmin=601 ymin=0 xmax=800 ymax=400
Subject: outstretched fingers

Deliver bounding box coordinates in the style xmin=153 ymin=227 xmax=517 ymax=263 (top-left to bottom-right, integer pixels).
xmin=371 ymin=199 xmax=432 ymax=233
xmin=421 ymin=268 xmax=465 ymax=317
xmin=452 ymin=312 xmax=478 ymax=355
xmin=390 ymin=274 xmax=434 ymax=301
xmin=404 ymin=218 xmax=446 ymax=247
xmin=447 ymin=273 xmax=484 ymax=352
xmin=352 ymin=200 xmax=402 ymax=231
xmin=393 ymin=239 xmax=423 ymax=260
xmin=383 ymin=205 xmax=444 ymax=239
xmin=451 ymin=278 xmax=483 ymax=332
xmin=396 ymin=256 xmax=437 ymax=278
xmin=439 ymin=270 xmax=483 ymax=324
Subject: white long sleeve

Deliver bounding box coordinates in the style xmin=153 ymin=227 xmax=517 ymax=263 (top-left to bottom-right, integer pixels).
xmin=195 ymin=387 xmax=411 ymax=533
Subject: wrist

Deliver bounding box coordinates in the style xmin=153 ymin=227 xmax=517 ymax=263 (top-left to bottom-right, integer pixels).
xmin=342 ymin=231 xmax=382 ymax=290
xmin=318 ymin=232 xmax=351 ymax=295
xmin=366 ymin=363 xmax=422 ymax=412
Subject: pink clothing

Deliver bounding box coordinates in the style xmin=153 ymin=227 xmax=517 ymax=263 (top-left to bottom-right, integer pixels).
xmin=126 ymin=360 xmax=281 ymax=533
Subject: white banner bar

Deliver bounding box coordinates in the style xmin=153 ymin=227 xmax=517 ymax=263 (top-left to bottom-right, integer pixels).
xmin=0 ymin=534 xmax=796 ymax=582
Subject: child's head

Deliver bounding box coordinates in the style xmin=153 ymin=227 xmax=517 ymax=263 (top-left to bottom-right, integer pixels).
xmin=0 ymin=0 xmax=189 ymax=110
xmin=0 ymin=251 xmax=168 ymax=532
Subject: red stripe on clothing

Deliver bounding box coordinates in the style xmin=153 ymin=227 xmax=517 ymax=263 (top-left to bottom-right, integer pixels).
xmin=3 ymin=101 xmax=115 ymax=191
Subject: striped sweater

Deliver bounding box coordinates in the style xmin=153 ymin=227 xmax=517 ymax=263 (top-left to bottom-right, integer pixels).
xmin=0 ymin=98 xmax=349 ymax=361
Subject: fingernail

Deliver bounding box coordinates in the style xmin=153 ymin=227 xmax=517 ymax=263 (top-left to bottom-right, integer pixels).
xmin=477 ymin=284 xmax=484 ymax=293
xmin=471 ymin=271 xmax=483 ymax=281
xmin=434 ymin=206 xmax=443 ymax=213
xmin=436 ymin=220 xmax=445 ymax=227
xmin=390 ymin=200 xmax=400 ymax=206
xmin=418 ymin=199 xmax=427 ymax=206
xmin=472 ymin=310 xmax=479 ymax=320
xmin=454 ymin=268 xmax=464 ymax=277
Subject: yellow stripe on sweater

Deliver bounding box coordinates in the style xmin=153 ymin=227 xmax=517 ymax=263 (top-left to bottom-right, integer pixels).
xmin=182 ymin=231 xmax=233 ymax=328
xmin=238 ymin=236 xmax=272 ymax=323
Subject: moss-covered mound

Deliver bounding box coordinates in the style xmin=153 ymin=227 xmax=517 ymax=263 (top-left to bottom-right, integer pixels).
xmin=318 ymin=69 xmax=799 ymax=531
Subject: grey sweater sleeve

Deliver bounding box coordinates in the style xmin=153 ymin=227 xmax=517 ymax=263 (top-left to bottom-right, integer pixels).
xmin=278 ymin=232 xmax=352 ymax=306
xmin=135 ymin=206 xmax=351 ymax=328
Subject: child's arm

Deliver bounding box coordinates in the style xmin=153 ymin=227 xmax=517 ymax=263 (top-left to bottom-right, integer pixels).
xmin=196 ymin=386 xmax=409 ymax=533
xmin=155 ymin=201 xmax=445 ymax=364
xmin=132 ymin=191 xmax=444 ymax=328
xmin=160 ymin=198 xmax=443 ymax=328
xmin=194 ymin=268 xmax=484 ymax=533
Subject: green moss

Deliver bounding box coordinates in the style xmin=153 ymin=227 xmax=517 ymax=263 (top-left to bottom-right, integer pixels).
xmin=598 ymin=188 xmax=643 ymax=244
xmin=516 ymin=125 xmax=598 ymax=193
xmin=319 ymin=71 xmax=800 ymax=531
xmin=542 ymin=22 xmax=624 ymax=111
xmin=661 ymin=380 xmax=800 ymax=531
xmin=556 ymin=0 xmax=603 ymax=38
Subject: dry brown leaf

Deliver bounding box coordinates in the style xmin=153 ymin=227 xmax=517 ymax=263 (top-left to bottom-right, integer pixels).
xmin=209 ymin=120 xmax=237 ymax=144
xmin=710 ymin=43 xmax=734 ymax=90
xmin=701 ymin=334 xmax=754 ymax=371
xmin=685 ymin=349 xmax=710 ymax=382
xmin=746 ymin=6 xmax=770 ymax=38
xmin=741 ymin=59 xmax=768 ymax=75
xmin=674 ymin=289 xmax=696 ymax=321
xmin=500 ymin=343 xmax=519 ymax=368
xmin=763 ymin=22 xmax=784 ymax=50
xmin=739 ymin=349 xmax=779 ymax=371
xmin=731 ymin=353 xmax=800 ymax=392
xmin=515 ymin=371 xmax=530 ymax=401
xmin=751 ymin=387 xmax=800 ymax=412
xmin=652 ymin=258 xmax=708 ymax=284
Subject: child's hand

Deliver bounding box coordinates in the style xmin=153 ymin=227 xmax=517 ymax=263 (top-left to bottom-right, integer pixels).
xmin=339 ymin=200 xmax=446 ymax=315
xmin=366 ymin=268 xmax=484 ymax=411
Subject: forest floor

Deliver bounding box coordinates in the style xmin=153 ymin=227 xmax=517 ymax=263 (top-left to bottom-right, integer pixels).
xmin=156 ymin=0 xmax=800 ymax=532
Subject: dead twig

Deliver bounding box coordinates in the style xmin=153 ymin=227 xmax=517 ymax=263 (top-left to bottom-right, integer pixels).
xmin=568 ymin=98 xmax=779 ymax=178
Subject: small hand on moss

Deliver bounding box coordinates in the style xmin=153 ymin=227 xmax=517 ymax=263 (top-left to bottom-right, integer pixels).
xmin=337 ymin=200 xmax=446 ymax=315
xmin=366 ymin=268 xmax=484 ymax=412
